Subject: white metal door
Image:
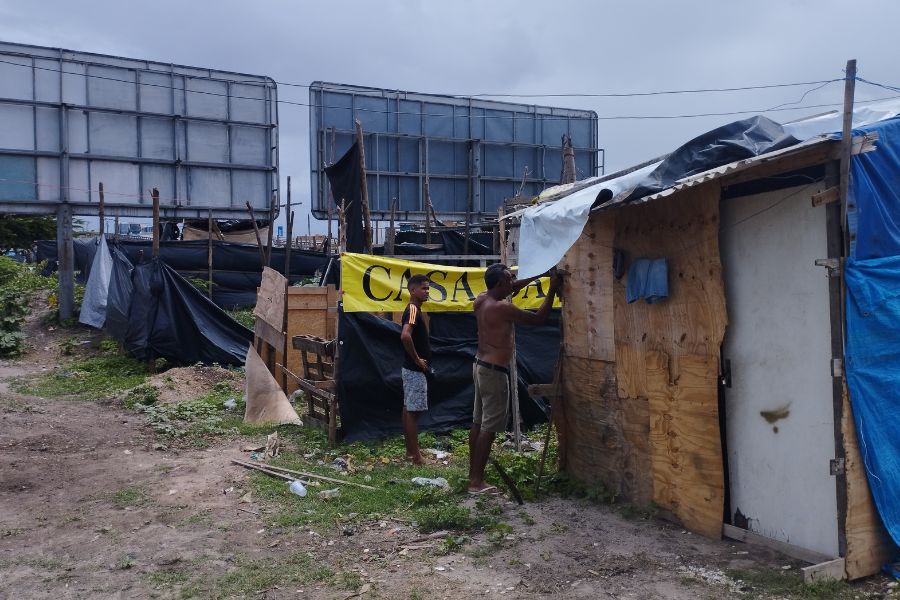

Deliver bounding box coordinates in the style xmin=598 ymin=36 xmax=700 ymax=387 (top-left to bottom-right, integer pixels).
xmin=721 ymin=183 xmax=839 ymax=557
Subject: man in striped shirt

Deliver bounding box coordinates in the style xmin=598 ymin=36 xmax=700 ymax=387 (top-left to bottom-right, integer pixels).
xmin=400 ymin=274 xmax=432 ymax=465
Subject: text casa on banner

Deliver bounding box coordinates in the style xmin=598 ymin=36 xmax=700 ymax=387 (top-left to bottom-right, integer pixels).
xmin=340 ymin=253 xmax=561 ymax=313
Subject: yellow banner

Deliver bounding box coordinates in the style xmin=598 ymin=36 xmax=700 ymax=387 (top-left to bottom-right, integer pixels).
xmin=340 ymin=253 xmax=560 ymax=313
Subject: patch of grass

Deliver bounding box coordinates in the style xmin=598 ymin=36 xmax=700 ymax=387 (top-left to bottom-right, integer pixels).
xmin=188 ymin=552 xmax=334 ymax=598
xmin=122 ymin=384 xmax=160 ymax=409
xmin=27 ymin=557 xmax=63 ymax=570
xmin=112 ymin=485 xmax=151 ymax=508
xmin=138 ymin=380 xmax=244 ymax=446
xmin=225 ymin=308 xmax=255 ymax=329
xmin=335 ymin=571 xmax=362 ymax=591
xmin=726 ymin=568 xmax=854 ymax=599
xmin=12 ymin=355 xmax=148 ymax=400
xmin=117 ymin=555 xmax=136 ymax=570
xmin=146 ymin=568 xmax=189 ymax=587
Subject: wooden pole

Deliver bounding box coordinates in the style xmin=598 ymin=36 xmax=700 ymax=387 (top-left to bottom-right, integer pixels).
xmin=840 ymin=59 xmax=857 ymax=256
xmin=425 ymin=179 xmax=433 ymax=245
xmin=498 ymin=206 xmax=521 ymax=451
xmin=465 ymin=141 xmax=473 ymax=255
xmin=561 ymin=134 xmax=577 ymax=184
xmin=385 ymin=198 xmax=397 ymax=255
xmin=114 ymin=211 xmax=120 ymax=244
xmin=246 ymin=202 xmax=268 ymax=268
xmin=207 ymin=208 xmax=214 ymax=300
xmin=265 ymin=192 xmax=276 ymax=267
xmin=285 ymin=176 xmax=293 ymax=283
xmin=98 ymin=181 xmax=105 ymax=237
xmin=326 ymin=204 xmax=333 ymax=255
xmin=151 ymin=187 xmax=160 ymax=257
xmin=354 ymin=120 xmax=373 ymax=253
xmin=338 ymin=199 xmax=347 ymax=254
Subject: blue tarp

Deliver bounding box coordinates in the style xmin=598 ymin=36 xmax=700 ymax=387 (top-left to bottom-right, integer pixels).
xmin=845 ymin=116 xmax=900 ymax=548
xmin=850 ymin=119 xmax=900 ymax=260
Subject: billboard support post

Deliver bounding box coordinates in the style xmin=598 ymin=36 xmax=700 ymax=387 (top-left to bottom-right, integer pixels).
xmin=355 ymin=120 xmax=373 ymax=254
xmin=56 ymin=203 xmax=75 ymax=321
xmin=98 ymin=183 xmax=105 ymax=237
xmin=151 ymin=188 xmax=160 ymax=257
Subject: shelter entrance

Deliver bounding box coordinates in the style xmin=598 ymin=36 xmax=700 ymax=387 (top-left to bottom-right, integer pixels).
xmin=720 ymin=182 xmax=839 ymax=557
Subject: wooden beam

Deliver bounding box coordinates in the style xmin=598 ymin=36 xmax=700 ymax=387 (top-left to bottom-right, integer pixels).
xmin=802 ymin=558 xmax=847 ymax=584
xmin=722 ymin=524 xmax=836 ymax=566
xmin=527 ymin=383 xmax=560 ymax=399
xmin=265 ymin=192 xmax=276 ymax=267
xmin=207 ymin=208 xmax=213 ymax=300
xmin=811 ymin=187 xmax=840 ymax=207
xmin=97 ymin=181 xmax=105 ymax=237
xmin=355 ymin=120 xmax=373 ymax=253
xmin=839 ymin=59 xmax=857 ymax=257
xmin=245 ymin=202 xmax=268 ymax=267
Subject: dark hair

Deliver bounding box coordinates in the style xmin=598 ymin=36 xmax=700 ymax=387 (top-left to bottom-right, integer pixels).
xmin=484 ymin=263 xmax=510 ymax=290
xmin=407 ymin=274 xmax=430 ymax=288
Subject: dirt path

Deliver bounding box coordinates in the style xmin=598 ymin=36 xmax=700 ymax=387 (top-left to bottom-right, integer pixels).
xmin=0 ymin=336 xmax=891 ymax=599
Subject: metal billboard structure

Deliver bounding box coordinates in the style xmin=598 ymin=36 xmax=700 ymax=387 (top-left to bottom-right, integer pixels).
xmin=0 ymin=41 xmax=279 ymax=219
xmin=309 ymin=82 xmax=601 ymax=221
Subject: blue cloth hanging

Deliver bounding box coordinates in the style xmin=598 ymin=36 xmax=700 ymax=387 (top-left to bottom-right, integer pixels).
xmin=626 ymin=258 xmax=669 ymax=304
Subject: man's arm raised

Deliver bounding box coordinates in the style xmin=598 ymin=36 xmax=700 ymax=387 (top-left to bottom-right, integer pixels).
xmin=501 ymin=271 xmax=562 ymax=326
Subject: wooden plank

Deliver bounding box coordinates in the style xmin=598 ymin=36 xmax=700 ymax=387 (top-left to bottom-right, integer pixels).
xmin=561 ymin=357 xmax=652 ymax=504
xmin=280 ymin=367 xmax=336 ymax=403
xmin=253 ymin=318 xmax=285 ymax=352
xmin=842 ymin=380 xmax=897 ymax=579
xmin=560 ymin=213 xmax=616 ymax=362
xmin=527 ymin=384 xmax=560 ymax=399
xmin=811 ymin=187 xmax=840 ymax=207
xmin=723 ymin=524 xmax=836 ymax=566
xmin=292 ymin=335 xmax=335 ymax=356
xmin=802 ymin=558 xmax=847 ymax=584
xmin=611 ymin=182 xmax=727 ymax=539
xmin=254 ymin=267 xmax=288 ymax=330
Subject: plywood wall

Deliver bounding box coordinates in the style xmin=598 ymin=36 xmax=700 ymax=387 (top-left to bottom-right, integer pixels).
xmin=560 ymin=182 xmax=727 ymax=540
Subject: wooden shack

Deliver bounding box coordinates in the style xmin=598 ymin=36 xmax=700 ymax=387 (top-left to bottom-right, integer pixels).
xmin=546 ymin=134 xmax=895 ymax=580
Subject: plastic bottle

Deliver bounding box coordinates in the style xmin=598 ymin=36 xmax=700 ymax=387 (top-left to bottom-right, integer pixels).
xmin=288 ymin=480 xmax=307 ymax=497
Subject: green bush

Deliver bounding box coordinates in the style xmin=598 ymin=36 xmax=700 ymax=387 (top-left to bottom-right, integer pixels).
xmin=0 ymin=256 xmax=19 ymax=285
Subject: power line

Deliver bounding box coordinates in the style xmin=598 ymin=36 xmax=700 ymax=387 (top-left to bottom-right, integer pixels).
xmin=0 ymin=56 xmax=857 ymax=123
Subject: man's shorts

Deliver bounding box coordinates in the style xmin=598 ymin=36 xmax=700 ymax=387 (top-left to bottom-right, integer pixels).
xmin=401 ymin=368 xmax=428 ymax=412
xmin=473 ymin=363 xmax=509 ymax=433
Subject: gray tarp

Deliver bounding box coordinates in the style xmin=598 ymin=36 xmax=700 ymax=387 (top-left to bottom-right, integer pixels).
xmin=78 ymin=236 xmax=113 ymax=328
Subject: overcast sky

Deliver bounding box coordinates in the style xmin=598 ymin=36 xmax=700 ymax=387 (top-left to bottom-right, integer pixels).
xmin=2 ymin=0 xmax=898 ymax=234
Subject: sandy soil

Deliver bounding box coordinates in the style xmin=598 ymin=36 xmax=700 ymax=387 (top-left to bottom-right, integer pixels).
xmin=0 ymin=310 xmax=893 ymax=599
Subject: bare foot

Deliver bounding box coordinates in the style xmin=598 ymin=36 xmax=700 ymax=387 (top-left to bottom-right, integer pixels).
xmin=407 ymin=454 xmax=424 ymax=465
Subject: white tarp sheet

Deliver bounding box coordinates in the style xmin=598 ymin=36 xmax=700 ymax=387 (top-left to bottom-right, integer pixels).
xmin=516 ymin=97 xmax=900 ymax=278
xmin=78 ymin=236 xmax=112 ymax=328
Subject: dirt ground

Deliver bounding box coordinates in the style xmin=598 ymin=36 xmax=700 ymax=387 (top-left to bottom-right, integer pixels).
xmin=0 ymin=314 xmax=895 ymax=599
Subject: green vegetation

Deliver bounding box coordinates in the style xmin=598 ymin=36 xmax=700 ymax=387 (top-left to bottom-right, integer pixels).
xmin=111 ymin=485 xmax=151 ymax=508
xmin=225 ymin=308 xmax=255 ymax=329
xmin=122 ymin=384 xmax=160 ymax=409
xmin=178 ymin=552 xmax=336 ymax=599
xmin=726 ymin=568 xmax=854 ymax=599
xmin=11 ymin=354 xmax=148 ymax=400
xmin=139 ymin=380 xmax=243 ymax=446
xmin=0 ymin=215 xmax=55 ymax=249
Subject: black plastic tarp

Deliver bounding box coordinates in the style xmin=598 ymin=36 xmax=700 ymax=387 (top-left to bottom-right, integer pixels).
xmin=622 ymin=115 xmax=801 ymax=204
xmin=337 ymin=311 xmax=559 ymax=441
xmin=324 ymin=142 xmax=366 ymax=253
xmin=103 ymin=252 xmax=252 ymax=366
xmin=36 ymin=238 xmax=331 ymax=308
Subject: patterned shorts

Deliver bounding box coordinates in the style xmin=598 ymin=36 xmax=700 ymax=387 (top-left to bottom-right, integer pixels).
xmin=401 ymin=368 xmax=428 ymax=412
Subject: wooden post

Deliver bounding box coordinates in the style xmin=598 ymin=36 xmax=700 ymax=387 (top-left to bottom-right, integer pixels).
xmin=840 ymin=59 xmax=857 ymax=256
xmin=498 ymin=206 xmax=521 ymax=450
xmin=385 ymin=198 xmax=397 ymax=255
xmin=465 ymin=141 xmax=473 ymax=255
xmin=327 ymin=204 xmax=333 ymax=255
xmin=285 ymin=176 xmax=293 ymax=283
xmin=207 ymin=209 xmax=214 ymax=300
xmin=425 ymin=179 xmax=433 ymax=245
xmin=56 ymin=203 xmax=75 ymax=321
xmin=561 ymin=134 xmax=577 ymax=184
xmin=265 ymin=192 xmax=276 ymax=267
xmin=354 ymin=119 xmax=374 ymax=253
xmin=98 ymin=182 xmax=105 ymax=237
xmin=246 ymin=202 xmax=268 ymax=267
xmin=151 ymin=187 xmax=160 ymax=257
xmin=338 ymin=199 xmax=347 ymax=254
xmin=114 ymin=211 xmax=120 ymax=244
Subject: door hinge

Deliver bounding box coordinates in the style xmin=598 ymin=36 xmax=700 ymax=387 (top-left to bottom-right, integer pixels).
xmin=830 ymin=458 xmax=846 ymax=476
xmin=815 ymin=258 xmax=841 ymax=277
xmin=720 ymin=359 xmax=732 ymax=388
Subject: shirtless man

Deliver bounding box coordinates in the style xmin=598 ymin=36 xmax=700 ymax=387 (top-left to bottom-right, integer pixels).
xmin=468 ymin=263 xmax=562 ymax=493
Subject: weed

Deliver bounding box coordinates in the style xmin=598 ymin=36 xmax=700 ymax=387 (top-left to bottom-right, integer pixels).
xmin=117 ymin=556 xmax=136 ymax=570
xmin=112 ymin=485 xmax=151 ymax=508
xmin=146 ymin=568 xmax=189 ymax=587
xmin=225 ymin=309 xmax=255 ymax=329
xmin=726 ymin=567 xmax=854 ymax=599
xmin=27 ymin=557 xmax=63 ymax=570
xmin=12 ymin=355 xmax=148 ymax=400
xmin=99 ymin=338 xmax=119 ymax=355
xmin=409 ymin=592 xmax=424 ymax=600
xmin=487 ymin=522 xmax=514 ymax=546
xmin=335 ymin=571 xmax=363 ymax=591
xmin=123 ymin=384 xmax=160 ymax=409
xmin=437 ymin=534 xmax=469 ymax=555
xmin=413 ymin=504 xmax=489 ymax=533
xmin=59 ymin=336 xmax=79 ymax=356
